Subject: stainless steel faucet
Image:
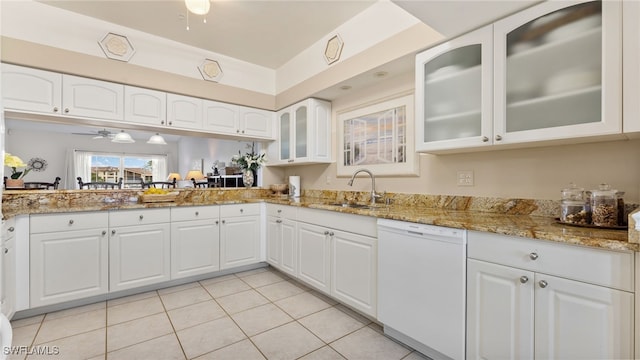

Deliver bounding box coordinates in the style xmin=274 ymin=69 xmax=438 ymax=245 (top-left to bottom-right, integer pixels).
xmin=348 ymin=168 xmax=381 ymax=205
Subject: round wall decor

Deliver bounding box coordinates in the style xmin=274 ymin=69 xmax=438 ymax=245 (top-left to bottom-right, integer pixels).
xmin=28 ymin=157 xmax=48 ymax=172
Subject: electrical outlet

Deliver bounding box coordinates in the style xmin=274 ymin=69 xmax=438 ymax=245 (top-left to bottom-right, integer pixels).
xmin=457 ymin=170 xmax=474 ymax=186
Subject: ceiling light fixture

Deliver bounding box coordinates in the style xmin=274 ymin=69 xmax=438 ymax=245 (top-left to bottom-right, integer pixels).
xmin=111 ymin=130 xmax=135 ymax=143
xmin=147 ymin=133 xmax=167 ymax=145
xmin=185 ymin=0 xmax=210 ymax=15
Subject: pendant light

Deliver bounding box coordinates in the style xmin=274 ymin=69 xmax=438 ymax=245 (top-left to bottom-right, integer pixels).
xmin=112 ymin=130 xmax=135 ymax=143
xmin=147 ymin=133 xmax=167 ymax=145
xmin=185 ymin=0 xmax=210 ymax=15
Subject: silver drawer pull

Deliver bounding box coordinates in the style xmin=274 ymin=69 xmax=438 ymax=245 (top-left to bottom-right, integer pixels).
xmin=69 ymin=219 xmax=74 ymax=225
xmin=482 ymin=136 xmax=489 ymax=142
xmin=324 ymin=231 xmax=329 ymax=235
xmin=240 ymin=209 xmax=244 ymax=213
xmin=539 ymin=280 xmax=548 ymax=288
xmin=277 ymin=209 xmax=282 ymax=213
xmin=215 ymin=220 xmax=219 ymax=225
xmin=112 ymin=230 xmax=116 ymax=235
xmin=529 ymin=252 xmax=538 ymax=260
xmin=329 ymin=232 xmax=334 ymax=236
xmin=4 ymin=248 xmax=7 ymax=254
xmin=7 ymin=227 xmax=14 ymax=232
xmin=195 ymin=211 xmax=199 ymax=216
xmin=53 ymin=107 xmax=59 ymax=113
xmin=64 ymin=108 xmax=70 ymax=113
xmin=139 ymin=215 xmax=144 ymax=220
xmin=519 ymin=276 xmax=528 ymax=284
xmin=276 ymin=219 xmax=282 ymax=224
xmin=102 ymin=230 xmax=107 ymax=236
xmin=222 ymin=220 xmax=226 ymax=224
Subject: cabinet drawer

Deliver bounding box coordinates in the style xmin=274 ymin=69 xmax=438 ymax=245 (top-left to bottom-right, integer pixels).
xmin=109 ymin=208 xmax=170 ymax=227
xmin=220 ymin=203 xmax=260 ymax=217
xmin=31 ymin=212 xmax=108 ymax=233
xmin=171 ymin=206 xmax=219 ymax=222
xmin=266 ymin=204 xmax=296 ymax=219
xmin=468 ymin=231 xmax=634 ymax=291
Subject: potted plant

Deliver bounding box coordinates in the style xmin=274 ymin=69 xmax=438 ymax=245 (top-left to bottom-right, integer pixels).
xmin=4 ymin=153 xmax=31 ymax=189
xmin=232 ymin=143 xmax=266 ymax=188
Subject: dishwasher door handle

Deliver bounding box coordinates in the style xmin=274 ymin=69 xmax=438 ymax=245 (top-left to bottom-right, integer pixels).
xmin=407 ymin=230 xmax=424 ymax=236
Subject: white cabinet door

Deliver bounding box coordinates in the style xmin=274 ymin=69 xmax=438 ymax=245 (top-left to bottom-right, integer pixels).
xmin=219 ymin=215 xmax=260 ymax=270
xmin=1 ymin=228 xmax=16 ymax=318
xmin=493 ymin=0 xmax=622 ymax=145
xmin=124 ymin=86 xmax=166 ymax=126
xmin=203 ymin=100 xmax=240 ymax=135
xmin=30 ymin=228 xmax=109 ymax=307
xmin=167 ymin=93 xmax=203 ymax=130
xmin=297 ymin=222 xmax=331 ymax=294
xmin=171 ymin=219 xmax=220 ymax=279
xmin=415 ymin=25 xmax=493 ymax=153
xmin=240 ymin=107 xmax=274 ymax=139
xmin=1 ymin=64 xmax=62 ymax=114
xmin=109 ymin=223 xmax=171 ymax=292
xmin=331 ymin=229 xmax=377 ymax=317
xmin=623 ymin=0 xmax=640 ymax=134
xmin=466 ymin=259 xmax=534 ymax=360
xmin=534 ymin=273 xmax=634 ymax=360
xmin=279 ymin=219 xmax=297 ymax=277
xmin=62 ymin=74 xmax=124 ymax=121
xmin=266 ymin=216 xmax=281 ymax=267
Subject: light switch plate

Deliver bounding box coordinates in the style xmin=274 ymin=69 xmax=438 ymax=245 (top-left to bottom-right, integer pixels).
xmin=457 ymin=170 xmax=474 ymax=186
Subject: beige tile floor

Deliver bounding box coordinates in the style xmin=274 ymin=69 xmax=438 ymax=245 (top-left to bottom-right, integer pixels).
xmin=8 ymin=267 xmax=429 ymax=360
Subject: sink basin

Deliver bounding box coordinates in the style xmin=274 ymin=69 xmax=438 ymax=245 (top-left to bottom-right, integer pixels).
xmin=327 ymin=202 xmax=373 ymax=210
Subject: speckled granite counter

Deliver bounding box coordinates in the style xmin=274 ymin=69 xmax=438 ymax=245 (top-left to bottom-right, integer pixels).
xmin=3 ymin=188 xmax=637 ymax=252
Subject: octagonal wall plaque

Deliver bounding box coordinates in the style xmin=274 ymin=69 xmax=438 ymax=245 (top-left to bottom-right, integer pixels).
xmin=198 ymin=59 xmax=224 ymax=82
xmin=98 ymin=32 xmax=135 ymax=62
xmin=324 ymin=34 xmax=344 ymax=65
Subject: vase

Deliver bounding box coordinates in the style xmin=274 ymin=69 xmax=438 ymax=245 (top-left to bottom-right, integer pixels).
xmin=242 ymin=169 xmax=254 ymax=188
xmin=5 ymin=179 xmax=24 ymax=189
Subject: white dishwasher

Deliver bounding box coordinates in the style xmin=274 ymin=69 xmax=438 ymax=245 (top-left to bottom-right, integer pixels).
xmin=377 ymin=218 xmax=466 ymax=360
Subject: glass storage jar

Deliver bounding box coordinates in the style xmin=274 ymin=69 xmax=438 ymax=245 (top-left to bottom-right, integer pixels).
xmin=591 ymin=184 xmax=618 ymax=227
xmin=561 ymin=183 xmax=589 ymax=224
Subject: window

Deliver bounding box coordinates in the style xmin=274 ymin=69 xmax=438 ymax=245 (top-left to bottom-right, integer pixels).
xmin=74 ymin=151 xmax=167 ymax=189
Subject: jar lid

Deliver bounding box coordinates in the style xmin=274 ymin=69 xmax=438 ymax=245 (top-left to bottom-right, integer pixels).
xmin=561 ymin=182 xmax=584 ymax=201
xmin=591 ymin=183 xmax=617 ymax=197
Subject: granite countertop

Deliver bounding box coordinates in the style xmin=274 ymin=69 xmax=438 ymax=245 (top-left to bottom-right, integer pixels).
xmin=3 ymin=189 xmax=637 ymax=252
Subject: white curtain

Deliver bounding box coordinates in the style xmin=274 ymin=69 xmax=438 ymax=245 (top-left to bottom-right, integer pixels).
xmin=72 ymin=150 xmax=93 ymax=189
xmin=151 ymin=157 xmax=167 ymax=182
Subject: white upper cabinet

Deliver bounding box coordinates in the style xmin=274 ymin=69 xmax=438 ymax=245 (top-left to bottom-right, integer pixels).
xmin=416 ymin=0 xmax=622 ymax=153
xmin=493 ymin=0 xmax=621 ymax=145
xmin=269 ymin=98 xmax=331 ymax=166
xmin=2 ymin=64 xmax=62 ymax=114
xmin=167 ymin=93 xmax=203 ymax=130
xmin=203 ymin=100 xmax=274 ymax=139
xmin=415 ymin=25 xmax=493 ymax=152
xmin=623 ymin=0 xmax=640 ymax=134
xmin=124 ymin=86 xmax=167 ymax=126
xmin=2 ymin=64 xmax=124 ymax=121
xmin=62 ymin=75 xmax=124 ymax=121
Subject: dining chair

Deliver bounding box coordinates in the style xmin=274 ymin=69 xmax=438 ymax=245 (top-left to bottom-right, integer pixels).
xmin=77 ymin=177 xmax=123 ymax=189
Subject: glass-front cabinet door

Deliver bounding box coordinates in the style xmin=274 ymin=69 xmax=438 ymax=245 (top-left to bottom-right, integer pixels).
xmin=278 ymin=112 xmax=291 ymax=162
xmin=294 ymin=104 xmax=309 ymax=160
xmin=415 ymin=25 xmax=493 ymax=153
xmin=494 ymin=0 xmax=621 ymax=144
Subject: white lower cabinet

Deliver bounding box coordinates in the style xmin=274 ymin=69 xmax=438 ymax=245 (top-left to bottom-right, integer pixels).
xmin=331 ymin=229 xmax=377 ymax=317
xmin=30 ymin=212 xmax=109 ymax=307
xmin=467 ymin=231 xmax=634 ymax=360
xmin=219 ymin=204 xmax=261 ymax=269
xmin=109 ymin=209 xmax=171 ymax=292
xmin=297 ymin=222 xmax=331 ymax=294
xmin=296 ymin=208 xmax=378 ymax=317
xmin=266 ymin=204 xmax=297 ymax=277
xmin=2 ymin=219 xmax=17 ymax=318
xmin=170 ymin=206 xmax=220 ymax=279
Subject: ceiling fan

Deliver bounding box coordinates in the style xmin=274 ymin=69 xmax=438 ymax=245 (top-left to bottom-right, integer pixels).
xmin=71 ymin=129 xmax=115 ymax=140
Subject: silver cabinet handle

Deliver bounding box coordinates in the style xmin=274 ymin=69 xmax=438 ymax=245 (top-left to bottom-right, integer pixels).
xmin=495 ymin=134 xmax=502 ymax=141
xmin=215 ymin=220 xmax=219 ymax=225
xmin=161 ymin=120 xmax=165 ymax=125
xmin=195 ymin=211 xmax=199 ymax=216
xmin=222 ymin=220 xmax=226 ymax=224
xmin=482 ymin=136 xmax=489 ymax=142
xmin=102 ymin=230 xmax=107 ymax=236
xmin=4 ymin=248 xmax=8 ymax=254
xmin=64 ymin=108 xmax=70 ymax=113
xmin=237 ymin=129 xmax=240 ymax=133
xmin=241 ymin=130 xmax=245 ymax=134
xmin=240 ymin=209 xmax=244 ymax=213
xmin=276 ymin=219 xmax=282 ymax=224
xmin=529 ymin=252 xmax=539 ymax=260
xmin=277 ymin=209 xmax=282 ymax=213
xmin=168 ymin=121 xmax=173 ymax=126
xmin=288 ymin=159 xmax=295 ymax=163
xmin=139 ymin=215 xmax=144 ymax=220
xmin=539 ymin=280 xmax=548 ymax=288
xmin=520 ymin=276 xmax=528 ymax=284
xmin=324 ymin=231 xmax=329 ymax=235
xmin=7 ymin=227 xmax=14 ymax=232
xmin=53 ymin=107 xmax=59 ymax=113
xmin=329 ymin=232 xmax=334 ymax=236
xmin=111 ymin=229 xmax=116 ymax=235
xmin=69 ymin=219 xmax=74 ymax=225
